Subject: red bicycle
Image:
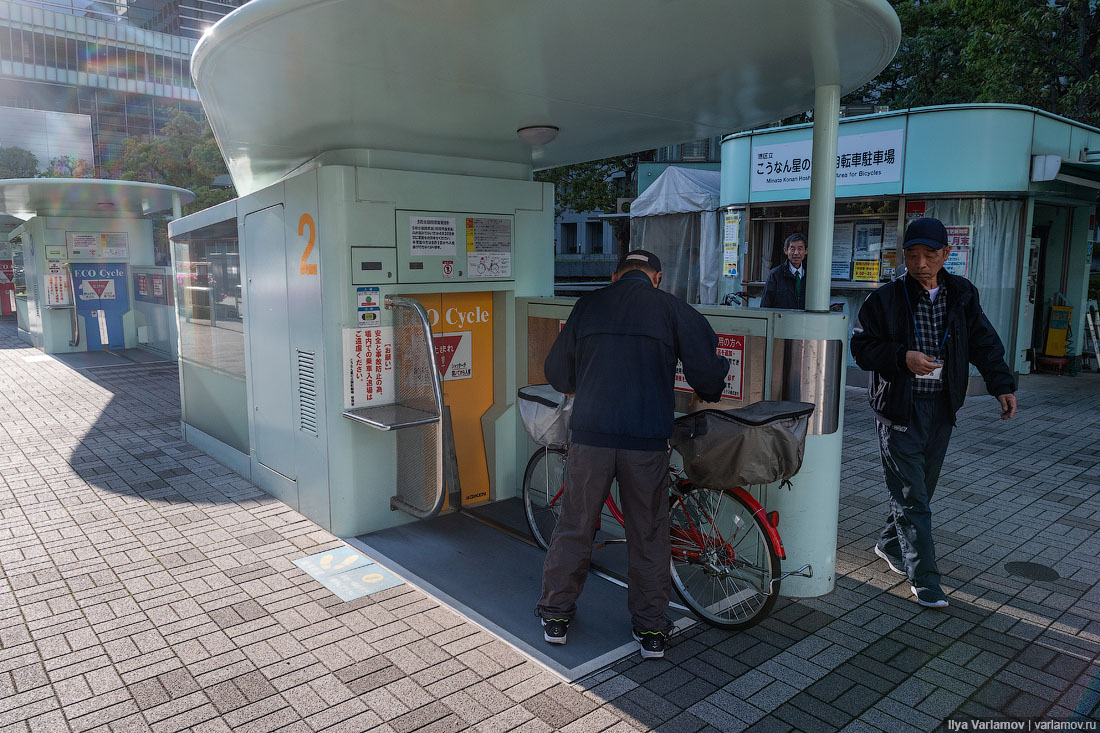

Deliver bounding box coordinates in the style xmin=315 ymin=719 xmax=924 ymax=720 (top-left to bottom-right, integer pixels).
xmin=523 ymin=446 xmax=795 ymax=629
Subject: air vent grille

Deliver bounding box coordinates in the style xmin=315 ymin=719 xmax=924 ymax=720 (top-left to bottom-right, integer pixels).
xmin=297 ymin=350 xmax=318 ymax=434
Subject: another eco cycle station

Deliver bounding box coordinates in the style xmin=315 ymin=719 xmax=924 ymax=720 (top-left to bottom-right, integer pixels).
xmin=1 ymin=179 xmax=194 ymax=357
xmin=170 ymin=0 xmax=901 ymax=677
xmin=0 ymin=214 xmax=22 ymax=317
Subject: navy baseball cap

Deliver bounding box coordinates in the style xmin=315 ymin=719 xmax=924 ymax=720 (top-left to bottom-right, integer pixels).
xmin=616 ymin=249 xmax=662 ymax=272
xmin=903 ymin=218 xmax=948 ymax=250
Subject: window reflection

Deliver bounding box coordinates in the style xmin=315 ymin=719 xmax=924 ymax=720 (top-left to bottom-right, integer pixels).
xmin=171 ymin=220 xmax=245 ymax=377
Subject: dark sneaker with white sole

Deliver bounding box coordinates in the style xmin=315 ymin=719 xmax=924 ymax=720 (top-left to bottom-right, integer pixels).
xmin=873 ymin=544 xmax=906 ymax=576
xmin=541 ymin=618 xmax=569 ymax=644
xmin=632 ymin=629 xmax=668 ymax=659
xmin=911 ymin=585 xmax=949 ymax=608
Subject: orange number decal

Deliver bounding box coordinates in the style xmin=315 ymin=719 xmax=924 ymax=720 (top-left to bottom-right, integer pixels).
xmin=298 ymin=213 xmax=318 ymax=275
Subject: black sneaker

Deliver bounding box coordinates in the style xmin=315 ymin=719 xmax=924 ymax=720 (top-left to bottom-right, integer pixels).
xmin=632 ymin=629 xmax=668 ymax=660
xmin=542 ymin=618 xmax=569 ymax=645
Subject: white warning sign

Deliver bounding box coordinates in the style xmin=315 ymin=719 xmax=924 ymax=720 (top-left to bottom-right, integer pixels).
xmin=410 ymin=216 xmax=457 ymax=256
xmin=343 ymin=327 xmax=395 ymax=408
xmin=675 ymin=333 xmax=744 ymax=401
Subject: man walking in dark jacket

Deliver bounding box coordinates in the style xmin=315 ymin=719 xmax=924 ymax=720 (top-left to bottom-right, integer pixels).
xmin=851 ymin=218 xmax=1017 ymax=608
xmin=760 ymin=233 xmax=808 ymax=309
xmin=537 ymin=250 xmax=729 ymax=658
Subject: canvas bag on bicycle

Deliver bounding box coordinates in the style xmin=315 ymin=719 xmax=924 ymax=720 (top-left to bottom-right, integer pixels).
xmin=517 ymin=385 xmax=573 ymax=449
xmin=670 ymin=401 xmax=815 ymax=488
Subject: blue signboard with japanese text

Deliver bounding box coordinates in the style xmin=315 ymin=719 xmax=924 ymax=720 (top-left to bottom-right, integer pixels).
xmin=71 ymin=263 xmax=130 ymax=350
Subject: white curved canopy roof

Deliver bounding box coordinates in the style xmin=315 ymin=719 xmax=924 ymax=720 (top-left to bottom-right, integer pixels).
xmin=193 ymin=0 xmax=900 ymax=196
xmin=0 ymin=214 xmax=23 ymax=233
xmin=0 ymin=179 xmax=194 ymax=220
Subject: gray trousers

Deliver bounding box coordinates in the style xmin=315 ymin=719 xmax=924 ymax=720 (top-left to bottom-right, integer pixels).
xmin=535 ymin=443 xmax=674 ymax=634
xmin=877 ymin=395 xmax=953 ymax=590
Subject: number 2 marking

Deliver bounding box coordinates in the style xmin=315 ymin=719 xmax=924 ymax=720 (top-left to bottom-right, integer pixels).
xmin=298 ymin=213 xmax=318 ymax=275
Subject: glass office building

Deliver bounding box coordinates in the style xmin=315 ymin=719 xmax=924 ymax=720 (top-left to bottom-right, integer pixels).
xmin=0 ymin=0 xmax=204 ymax=173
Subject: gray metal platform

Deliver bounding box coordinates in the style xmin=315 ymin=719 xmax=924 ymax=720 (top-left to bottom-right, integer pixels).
xmin=349 ymin=510 xmax=690 ymax=681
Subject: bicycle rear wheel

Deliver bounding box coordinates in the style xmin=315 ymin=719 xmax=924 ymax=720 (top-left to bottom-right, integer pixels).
xmin=669 ymin=484 xmax=780 ymax=629
xmin=523 ymin=447 xmax=567 ymax=550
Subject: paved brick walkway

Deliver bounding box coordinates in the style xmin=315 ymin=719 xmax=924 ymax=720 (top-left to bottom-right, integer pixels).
xmin=0 ymin=316 xmax=1097 ymax=731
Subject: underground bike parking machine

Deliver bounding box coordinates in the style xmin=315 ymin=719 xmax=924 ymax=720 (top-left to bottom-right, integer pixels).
xmin=0 ymin=179 xmax=193 ymax=356
xmin=170 ymin=0 xmax=901 ymax=611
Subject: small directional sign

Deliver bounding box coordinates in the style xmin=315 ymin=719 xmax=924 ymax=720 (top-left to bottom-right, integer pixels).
xmin=293 ymin=546 xmax=403 ymax=601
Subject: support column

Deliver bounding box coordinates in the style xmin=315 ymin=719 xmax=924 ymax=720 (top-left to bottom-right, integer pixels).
xmin=806 ymin=84 xmax=840 ymax=312
xmin=172 ymin=193 xmax=182 ymax=220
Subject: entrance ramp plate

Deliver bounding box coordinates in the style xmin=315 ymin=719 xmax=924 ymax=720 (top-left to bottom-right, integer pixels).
xmin=349 ymin=511 xmax=688 ymax=681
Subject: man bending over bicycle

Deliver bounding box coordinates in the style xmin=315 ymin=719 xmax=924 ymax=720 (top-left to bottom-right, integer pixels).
xmin=536 ymin=249 xmax=729 ymax=659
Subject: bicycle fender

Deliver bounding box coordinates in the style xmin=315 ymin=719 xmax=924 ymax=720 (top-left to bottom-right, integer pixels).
xmin=731 ymin=487 xmax=785 ymax=559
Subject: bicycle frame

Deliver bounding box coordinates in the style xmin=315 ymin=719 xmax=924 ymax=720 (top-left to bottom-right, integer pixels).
xmin=542 ymin=457 xmax=783 ymax=561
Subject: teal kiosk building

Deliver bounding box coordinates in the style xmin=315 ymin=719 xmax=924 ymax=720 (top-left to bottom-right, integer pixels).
xmin=168 ymin=0 xmax=902 ymax=676
xmin=721 ymin=104 xmax=1100 ymax=379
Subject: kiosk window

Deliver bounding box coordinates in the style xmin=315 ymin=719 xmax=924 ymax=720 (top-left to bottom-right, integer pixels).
xmin=11 ymin=236 xmax=26 ymax=298
xmin=170 ymin=219 xmax=245 ymax=377
xmin=746 ymin=199 xmax=899 ymax=283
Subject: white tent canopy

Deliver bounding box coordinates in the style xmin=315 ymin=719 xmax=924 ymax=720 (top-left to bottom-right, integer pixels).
xmin=630 ymin=167 xmax=724 ymax=304
xmin=630 ymin=167 xmax=720 ymax=217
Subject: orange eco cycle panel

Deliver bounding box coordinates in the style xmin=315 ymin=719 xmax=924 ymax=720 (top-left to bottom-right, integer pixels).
xmin=408 ymin=293 xmax=495 ymax=507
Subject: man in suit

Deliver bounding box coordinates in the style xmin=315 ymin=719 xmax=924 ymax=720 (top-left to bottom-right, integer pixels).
xmin=760 ymin=233 xmax=808 ymax=309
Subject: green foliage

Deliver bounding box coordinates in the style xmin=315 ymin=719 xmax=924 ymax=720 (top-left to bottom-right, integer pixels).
xmin=39 ymin=155 xmax=93 ymax=178
xmin=114 ymin=111 xmax=235 ymax=215
xmin=0 ymin=146 xmax=39 ymax=178
xmin=534 ymin=155 xmax=638 ymax=217
xmin=846 ymin=0 xmax=1100 ymax=126
xmin=1090 ymin=272 xmax=1100 ymax=303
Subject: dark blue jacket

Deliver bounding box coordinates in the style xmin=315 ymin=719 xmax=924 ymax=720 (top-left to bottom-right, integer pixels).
xmin=760 ymin=262 xmax=806 ymax=310
xmin=851 ymin=271 xmax=1015 ymax=427
xmin=544 ymin=271 xmax=730 ymax=450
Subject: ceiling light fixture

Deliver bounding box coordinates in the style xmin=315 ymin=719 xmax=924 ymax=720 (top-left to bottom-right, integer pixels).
xmin=516 ymin=125 xmax=559 ymax=146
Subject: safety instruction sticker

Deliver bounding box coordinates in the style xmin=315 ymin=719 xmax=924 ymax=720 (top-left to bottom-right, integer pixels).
xmin=468 ymin=252 xmax=510 ymax=279
xmin=410 ymin=216 xmax=457 ymax=256
xmin=343 ymin=327 xmax=395 ymax=408
xmin=356 ymin=286 xmax=382 ymax=326
xmin=67 ymin=232 xmax=129 ymax=259
xmin=45 ymin=261 xmax=71 ymax=307
xmin=674 ymin=333 xmax=744 ymax=401
xmin=465 ymin=217 xmax=512 ymax=278
xmin=432 ymin=331 xmax=472 ymax=381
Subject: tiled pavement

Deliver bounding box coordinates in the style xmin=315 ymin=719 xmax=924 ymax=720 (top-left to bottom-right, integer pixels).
xmin=0 ymin=315 xmax=1098 ymax=732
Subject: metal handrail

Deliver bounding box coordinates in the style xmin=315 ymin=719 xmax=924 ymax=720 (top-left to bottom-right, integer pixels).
xmin=387 ymin=295 xmax=446 ymax=520
xmin=341 ymin=295 xmax=446 ymax=520
xmin=44 ymin=263 xmax=80 ymax=347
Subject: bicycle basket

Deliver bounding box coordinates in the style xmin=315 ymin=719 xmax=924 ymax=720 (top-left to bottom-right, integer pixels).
xmin=518 ymin=385 xmax=573 ymax=448
xmin=670 ymin=401 xmax=815 ymax=487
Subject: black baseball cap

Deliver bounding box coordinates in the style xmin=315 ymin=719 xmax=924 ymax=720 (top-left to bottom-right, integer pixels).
xmin=615 ymin=249 xmax=662 ymax=273
xmin=903 ymin=218 xmax=948 ymax=250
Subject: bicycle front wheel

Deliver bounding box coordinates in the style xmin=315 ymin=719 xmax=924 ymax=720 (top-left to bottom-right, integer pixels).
xmin=669 ymin=485 xmax=780 ymax=629
xmin=523 ymin=447 xmax=567 ymax=550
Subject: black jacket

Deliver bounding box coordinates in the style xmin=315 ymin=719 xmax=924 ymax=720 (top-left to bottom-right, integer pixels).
xmin=851 ymin=272 xmax=1015 ymax=427
xmin=545 ymin=271 xmax=730 ymax=450
xmin=760 ymin=263 xmax=806 ymax=309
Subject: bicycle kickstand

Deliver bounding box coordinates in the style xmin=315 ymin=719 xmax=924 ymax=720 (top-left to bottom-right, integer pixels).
xmin=769 ymin=564 xmax=813 ymax=593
